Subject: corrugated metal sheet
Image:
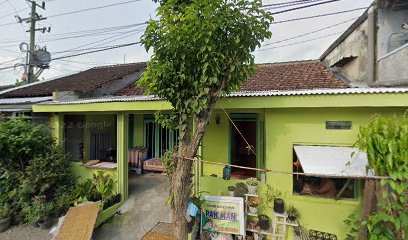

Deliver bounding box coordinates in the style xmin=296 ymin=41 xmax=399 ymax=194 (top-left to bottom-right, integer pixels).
xmin=0 ymin=96 xmax=52 ymax=105
xmin=41 ymin=88 xmax=408 ymax=105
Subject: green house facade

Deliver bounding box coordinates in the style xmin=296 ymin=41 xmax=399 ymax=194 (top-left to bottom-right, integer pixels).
xmin=30 ymin=61 xmax=408 ymax=238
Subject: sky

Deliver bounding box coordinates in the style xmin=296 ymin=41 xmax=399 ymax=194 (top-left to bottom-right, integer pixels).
xmin=0 ymin=0 xmax=371 ymax=86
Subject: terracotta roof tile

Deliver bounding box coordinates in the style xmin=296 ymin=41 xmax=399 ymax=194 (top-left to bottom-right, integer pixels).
xmin=114 ymin=60 xmax=347 ymax=96
xmin=1 ymin=62 xmax=146 ymax=98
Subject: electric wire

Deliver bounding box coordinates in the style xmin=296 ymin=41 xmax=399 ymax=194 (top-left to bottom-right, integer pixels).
xmin=260 ymin=17 xmax=357 ymax=48
xmin=51 ymin=42 xmax=140 ymax=61
xmin=260 ymin=0 xmax=319 ymax=8
xmin=51 ymin=26 xmax=145 ymax=55
xmin=272 ymin=7 xmax=367 ymax=24
xmin=46 ymin=0 xmax=142 ymax=19
xmin=268 ymin=0 xmax=342 ymax=15
xmin=257 ymin=31 xmax=344 ymax=51
xmin=0 ymin=22 xmax=147 ymax=45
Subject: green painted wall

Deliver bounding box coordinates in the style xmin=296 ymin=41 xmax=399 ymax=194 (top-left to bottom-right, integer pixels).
xmin=200 ymin=107 xmax=407 ymax=239
xmin=133 ymin=114 xmax=144 ymax=147
xmin=202 ymin=110 xmax=265 ymax=176
xmin=72 ymin=162 xmax=118 ymax=191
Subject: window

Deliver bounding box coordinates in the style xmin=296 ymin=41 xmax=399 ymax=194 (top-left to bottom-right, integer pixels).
xmin=144 ymin=116 xmax=178 ymax=159
xmin=326 ymin=121 xmax=352 ymax=130
xmin=292 ymin=148 xmax=356 ymax=199
xmin=229 ymin=114 xmax=257 ymax=178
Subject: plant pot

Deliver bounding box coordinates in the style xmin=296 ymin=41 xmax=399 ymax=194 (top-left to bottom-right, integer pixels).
xmin=247 ymin=185 xmax=258 ymax=194
xmin=248 ymin=220 xmax=258 ymax=229
xmin=258 ymin=214 xmax=270 ymax=231
xmin=53 ymin=207 xmax=65 ymax=218
xmin=0 ymin=217 xmax=11 ymax=233
xmin=228 ymin=190 xmax=235 ymax=197
xmin=288 ymin=213 xmax=296 ymax=222
xmin=273 ymin=198 xmax=285 ymax=214
xmin=248 ymin=206 xmax=258 ymax=214
xmin=11 ymin=213 xmax=24 ymax=225
xmin=38 ymin=219 xmax=53 ymax=229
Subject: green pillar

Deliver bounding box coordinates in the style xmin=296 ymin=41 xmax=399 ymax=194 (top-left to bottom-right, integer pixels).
xmin=117 ymin=112 xmax=129 ymax=200
xmin=51 ymin=113 xmax=64 ymax=146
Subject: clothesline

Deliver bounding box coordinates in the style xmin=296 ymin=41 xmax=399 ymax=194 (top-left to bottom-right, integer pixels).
xmin=179 ymin=156 xmax=390 ymax=180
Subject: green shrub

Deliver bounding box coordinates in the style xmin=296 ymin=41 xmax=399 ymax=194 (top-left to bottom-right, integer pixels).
xmin=0 ymin=117 xmax=53 ymax=171
xmin=23 ymin=146 xmax=76 ymax=198
xmin=74 ymin=171 xmax=117 ymax=210
xmin=234 ymin=182 xmax=248 ymax=197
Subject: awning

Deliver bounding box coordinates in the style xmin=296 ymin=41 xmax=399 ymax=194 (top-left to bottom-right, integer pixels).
xmin=294 ymin=145 xmax=373 ymax=178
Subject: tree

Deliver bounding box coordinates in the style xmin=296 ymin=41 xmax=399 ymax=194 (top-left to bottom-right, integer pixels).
xmin=140 ymin=0 xmax=273 ymax=238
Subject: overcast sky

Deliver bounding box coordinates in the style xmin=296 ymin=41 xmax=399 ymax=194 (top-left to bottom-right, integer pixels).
xmin=0 ymin=0 xmax=371 ymax=86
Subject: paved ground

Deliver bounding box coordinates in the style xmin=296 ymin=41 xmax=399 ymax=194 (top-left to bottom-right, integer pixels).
xmin=93 ymin=173 xmax=171 ymax=240
xmin=0 ymin=173 xmax=171 ymax=240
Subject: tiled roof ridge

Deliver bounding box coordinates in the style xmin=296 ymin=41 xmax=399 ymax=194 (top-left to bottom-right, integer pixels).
xmin=255 ymin=59 xmax=319 ymax=66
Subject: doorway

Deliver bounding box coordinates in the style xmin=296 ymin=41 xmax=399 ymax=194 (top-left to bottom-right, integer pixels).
xmin=230 ymin=116 xmax=257 ymax=178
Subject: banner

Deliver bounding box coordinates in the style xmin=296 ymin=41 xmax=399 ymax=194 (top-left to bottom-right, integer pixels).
xmin=201 ymin=195 xmax=245 ymax=236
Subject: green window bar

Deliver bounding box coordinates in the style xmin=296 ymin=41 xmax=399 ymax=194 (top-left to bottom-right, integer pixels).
xmin=144 ymin=117 xmax=179 ymax=159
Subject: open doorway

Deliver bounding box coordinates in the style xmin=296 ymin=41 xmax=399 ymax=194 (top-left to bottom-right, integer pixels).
xmin=230 ymin=116 xmax=257 ymax=178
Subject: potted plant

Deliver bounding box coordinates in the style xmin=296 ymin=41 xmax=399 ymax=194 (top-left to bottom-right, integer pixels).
xmin=246 ymin=177 xmax=258 ymax=194
xmin=247 ymin=197 xmax=259 ymax=214
xmin=287 ymin=205 xmax=300 ymax=222
xmin=258 ymin=214 xmax=270 ymax=231
xmin=32 ymin=196 xmax=54 ymax=229
xmin=263 ymin=184 xmax=285 ymax=214
xmin=227 ymin=186 xmax=236 ymax=197
xmin=248 ymin=216 xmax=258 ymax=229
xmin=234 ymin=182 xmax=248 ymax=198
xmin=0 ymin=204 xmax=11 ymax=232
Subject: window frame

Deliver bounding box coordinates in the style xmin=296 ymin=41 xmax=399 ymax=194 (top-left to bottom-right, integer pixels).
xmin=143 ymin=115 xmax=178 ymax=160
xmin=291 ymin=144 xmax=360 ymax=201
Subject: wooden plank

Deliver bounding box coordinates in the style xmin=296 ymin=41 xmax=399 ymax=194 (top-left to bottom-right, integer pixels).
xmin=53 ymin=203 xmax=99 ymax=240
xmin=142 ymin=222 xmax=175 ymax=240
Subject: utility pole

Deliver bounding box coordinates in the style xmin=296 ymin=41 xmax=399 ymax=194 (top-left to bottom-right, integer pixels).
xmin=28 ymin=2 xmax=37 ymax=84
xmin=16 ymin=1 xmax=50 ymax=84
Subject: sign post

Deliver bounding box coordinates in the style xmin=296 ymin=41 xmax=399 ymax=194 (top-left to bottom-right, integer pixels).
xmin=201 ymin=195 xmax=245 ymax=236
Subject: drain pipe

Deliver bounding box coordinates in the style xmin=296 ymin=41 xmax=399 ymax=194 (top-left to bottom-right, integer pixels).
xmin=367 ymin=5 xmax=376 ymax=83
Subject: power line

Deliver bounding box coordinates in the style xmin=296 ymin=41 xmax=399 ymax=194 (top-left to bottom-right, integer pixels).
xmin=257 ymin=31 xmax=344 ymax=51
xmin=51 ymin=42 xmax=140 ymax=61
xmin=0 ymin=23 xmax=146 ymax=46
xmin=47 ymin=0 xmax=142 ymax=19
xmin=260 ymin=17 xmax=357 ymax=48
xmin=54 ymin=59 xmax=120 ymax=66
xmin=0 ymin=55 xmax=24 ymax=65
xmin=0 ymin=0 xmax=143 ymax=29
xmin=261 ymin=0 xmax=317 ymax=8
xmin=261 ymin=0 xmax=325 ymax=10
xmin=268 ymin=0 xmax=342 ymax=15
xmin=51 ymin=27 xmax=145 ymax=55
xmin=271 ymin=7 xmax=367 ymax=24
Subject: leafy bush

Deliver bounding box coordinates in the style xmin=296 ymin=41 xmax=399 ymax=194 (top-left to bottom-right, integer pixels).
xmin=23 ymin=146 xmax=76 ymax=198
xmin=0 ymin=119 xmax=77 ymax=225
xmin=0 ymin=118 xmax=53 ymax=171
xmin=354 ymin=115 xmax=408 ymax=239
xmin=74 ymin=171 xmax=118 ymax=210
xmin=234 ymin=182 xmax=248 ymax=197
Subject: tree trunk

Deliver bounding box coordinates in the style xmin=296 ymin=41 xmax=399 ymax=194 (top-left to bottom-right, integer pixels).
xmin=171 ymin=87 xmax=222 ymax=240
xmin=359 ymin=180 xmax=377 ymax=239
